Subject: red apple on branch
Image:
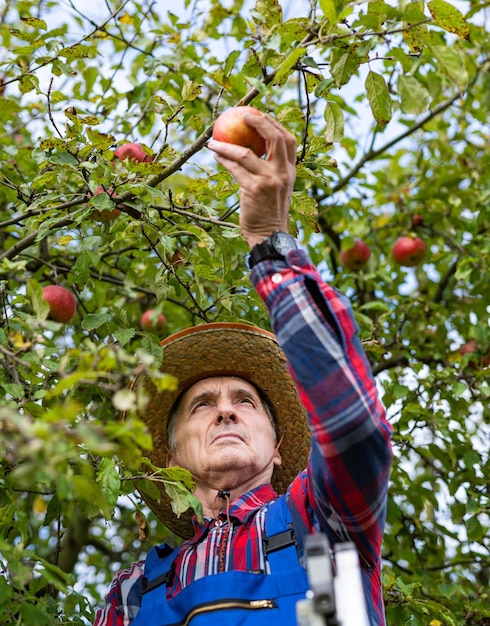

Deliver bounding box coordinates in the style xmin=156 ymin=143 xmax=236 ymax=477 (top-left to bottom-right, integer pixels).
xmin=392 ymin=236 xmax=426 ymax=267
xmin=212 ymin=106 xmax=266 ymax=157
xmin=140 ymin=310 xmax=167 ymax=333
xmin=114 ymin=142 xmax=151 ymax=163
xmin=42 ymin=285 xmax=77 ymax=323
xmin=339 ymin=239 xmax=371 ymax=271
xmin=411 ymin=214 xmax=424 ymax=228
xmin=460 ymin=339 xmax=490 ymax=369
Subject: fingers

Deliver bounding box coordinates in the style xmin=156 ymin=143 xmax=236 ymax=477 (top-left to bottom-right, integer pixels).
xmin=208 ymin=112 xmax=297 ymax=171
xmin=208 ymin=140 xmax=264 ymax=176
xmin=211 ymin=149 xmax=260 ymax=187
xmin=243 ymin=113 xmax=297 ymax=164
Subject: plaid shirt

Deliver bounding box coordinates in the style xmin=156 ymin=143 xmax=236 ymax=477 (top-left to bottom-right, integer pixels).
xmin=94 ymin=249 xmax=393 ymax=626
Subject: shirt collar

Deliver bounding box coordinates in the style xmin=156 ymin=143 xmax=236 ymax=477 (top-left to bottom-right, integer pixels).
xmin=190 ymin=483 xmax=278 ymax=538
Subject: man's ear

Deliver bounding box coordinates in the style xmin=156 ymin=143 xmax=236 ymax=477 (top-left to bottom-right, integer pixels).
xmin=166 ymin=450 xmax=177 ymax=468
xmin=273 ymin=449 xmax=282 ymax=467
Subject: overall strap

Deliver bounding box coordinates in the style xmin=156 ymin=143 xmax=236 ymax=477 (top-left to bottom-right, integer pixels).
xmin=264 ymin=498 xmax=301 ymax=574
xmin=142 ymin=542 xmax=179 ymax=595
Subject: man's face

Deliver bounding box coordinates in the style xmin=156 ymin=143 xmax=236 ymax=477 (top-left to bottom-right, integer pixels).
xmin=166 ymin=376 xmax=281 ymax=489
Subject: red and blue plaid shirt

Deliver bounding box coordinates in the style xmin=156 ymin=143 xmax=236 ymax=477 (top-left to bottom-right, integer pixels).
xmin=94 ymin=249 xmax=393 ymax=626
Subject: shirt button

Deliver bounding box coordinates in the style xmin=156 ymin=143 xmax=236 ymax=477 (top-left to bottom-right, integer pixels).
xmin=271 ymin=273 xmax=283 ymax=284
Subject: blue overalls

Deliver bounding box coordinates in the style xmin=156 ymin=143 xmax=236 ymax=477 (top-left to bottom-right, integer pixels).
xmin=131 ymin=498 xmax=311 ymax=626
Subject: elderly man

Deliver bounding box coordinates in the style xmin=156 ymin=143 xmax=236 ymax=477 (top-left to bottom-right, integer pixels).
xmin=94 ymin=113 xmax=393 ymax=626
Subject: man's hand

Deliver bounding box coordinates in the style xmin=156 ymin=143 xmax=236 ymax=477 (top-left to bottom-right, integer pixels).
xmin=208 ymin=112 xmax=297 ymax=249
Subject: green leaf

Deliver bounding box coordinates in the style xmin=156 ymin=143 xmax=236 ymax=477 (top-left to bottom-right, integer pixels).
xmin=331 ymin=52 xmax=359 ymax=87
xmin=465 ymin=516 xmax=483 ymax=542
xmin=72 ymin=251 xmax=98 ymax=284
xmin=97 ymin=458 xmax=121 ymax=514
xmin=141 ymin=335 xmax=164 ymax=363
xmin=27 ymin=278 xmax=50 ymax=321
xmin=428 ymin=0 xmax=470 ymax=40
xmin=0 ymin=576 xmax=13 ymax=609
xmin=81 ymin=312 xmax=114 ymax=331
xmin=1 ymin=382 xmax=25 ymax=399
xmin=451 ymin=381 xmax=467 ymax=396
xmin=324 ymin=101 xmax=344 ymax=143
xmin=113 ymin=327 xmax=136 ymax=347
xmin=274 ymin=47 xmax=307 ymax=85
xmin=318 ymin=0 xmax=345 ymax=24
xmin=365 ymin=70 xmax=392 ymax=127
xmin=397 ymin=75 xmax=430 ymax=114
xmin=164 ymin=479 xmax=195 ymax=517
xmin=430 ymin=44 xmax=469 ymax=91
xmin=20 ymin=602 xmax=52 ymax=626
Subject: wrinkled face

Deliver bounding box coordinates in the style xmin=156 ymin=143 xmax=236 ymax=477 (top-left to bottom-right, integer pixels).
xmin=166 ymin=376 xmax=281 ymax=488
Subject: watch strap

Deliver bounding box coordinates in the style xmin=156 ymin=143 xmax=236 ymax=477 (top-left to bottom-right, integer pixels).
xmin=248 ymin=239 xmax=285 ymax=269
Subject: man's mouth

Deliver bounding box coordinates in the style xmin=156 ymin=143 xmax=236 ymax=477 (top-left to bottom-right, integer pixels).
xmin=212 ymin=432 xmax=244 ymax=444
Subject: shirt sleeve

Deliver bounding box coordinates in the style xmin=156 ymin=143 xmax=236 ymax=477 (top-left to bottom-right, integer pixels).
xmin=93 ymin=561 xmax=145 ymax=626
xmin=250 ymin=248 xmax=393 ymax=567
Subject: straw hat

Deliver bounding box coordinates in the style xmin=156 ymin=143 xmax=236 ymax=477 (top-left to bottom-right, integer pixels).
xmin=130 ymin=322 xmax=310 ymax=538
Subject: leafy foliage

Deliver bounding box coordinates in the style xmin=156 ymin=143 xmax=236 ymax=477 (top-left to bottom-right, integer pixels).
xmin=0 ymin=0 xmax=489 ymax=624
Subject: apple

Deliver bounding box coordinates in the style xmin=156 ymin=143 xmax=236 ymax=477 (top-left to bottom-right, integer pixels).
xmin=140 ymin=309 xmax=167 ymax=333
xmin=411 ymin=214 xmax=424 ymax=227
xmin=212 ymin=106 xmax=266 ymax=157
xmin=88 ymin=186 xmax=121 ymax=222
xmin=114 ymin=142 xmax=151 ymax=163
xmin=339 ymin=239 xmax=371 ymax=271
xmin=42 ymin=285 xmax=77 ymax=323
xmin=460 ymin=339 xmax=490 ymax=369
xmin=392 ymin=236 xmax=426 ymax=267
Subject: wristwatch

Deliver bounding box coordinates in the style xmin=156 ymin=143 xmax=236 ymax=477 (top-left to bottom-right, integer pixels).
xmin=248 ymin=231 xmax=298 ymax=269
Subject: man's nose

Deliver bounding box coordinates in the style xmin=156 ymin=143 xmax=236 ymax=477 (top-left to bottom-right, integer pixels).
xmin=217 ymin=407 xmax=237 ymax=423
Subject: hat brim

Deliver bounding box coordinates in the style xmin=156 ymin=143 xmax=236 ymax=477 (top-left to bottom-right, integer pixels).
xmin=130 ymin=322 xmax=310 ymax=538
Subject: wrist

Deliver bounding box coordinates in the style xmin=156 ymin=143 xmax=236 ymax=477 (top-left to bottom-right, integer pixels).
xmin=248 ymin=231 xmax=298 ymax=269
xmin=243 ymin=227 xmax=288 ymax=249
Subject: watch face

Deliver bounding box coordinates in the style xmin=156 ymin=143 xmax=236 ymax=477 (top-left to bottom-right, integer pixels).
xmin=271 ymin=231 xmax=297 ymax=256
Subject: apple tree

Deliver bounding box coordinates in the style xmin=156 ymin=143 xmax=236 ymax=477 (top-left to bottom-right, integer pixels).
xmin=0 ymin=0 xmax=488 ymax=624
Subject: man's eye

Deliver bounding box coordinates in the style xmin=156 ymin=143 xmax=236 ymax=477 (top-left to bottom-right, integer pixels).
xmin=192 ymin=401 xmax=209 ymax=411
xmin=239 ymin=397 xmax=254 ymax=405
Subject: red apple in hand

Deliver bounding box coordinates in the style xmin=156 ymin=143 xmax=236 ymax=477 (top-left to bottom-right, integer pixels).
xmin=88 ymin=186 xmax=121 ymax=222
xmin=140 ymin=310 xmax=167 ymax=333
xmin=212 ymin=106 xmax=266 ymax=157
xmin=339 ymin=239 xmax=371 ymax=271
xmin=114 ymin=142 xmax=150 ymax=163
xmin=42 ymin=285 xmax=77 ymax=323
xmin=392 ymin=236 xmax=426 ymax=267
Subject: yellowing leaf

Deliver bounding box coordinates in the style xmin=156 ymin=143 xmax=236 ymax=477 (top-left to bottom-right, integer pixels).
xmin=118 ymin=13 xmax=134 ymax=24
xmin=430 ymin=620 xmax=442 ymax=626
xmin=428 ymin=0 xmax=470 ymax=40
xmin=374 ymin=213 xmax=391 ymax=228
xmin=20 ymin=16 xmax=47 ymax=30
xmin=58 ymin=235 xmax=74 ymax=246
xmin=182 ymin=80 xmax=202 ymax=102
xmin=33 ymin=495 xmax=47 ymax=515
xmin=9 ymin=332 xmax=32 ymax=350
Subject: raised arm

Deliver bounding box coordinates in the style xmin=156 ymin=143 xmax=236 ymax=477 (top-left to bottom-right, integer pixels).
xmin=208 ymin=113 xmax=393 ymax=566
